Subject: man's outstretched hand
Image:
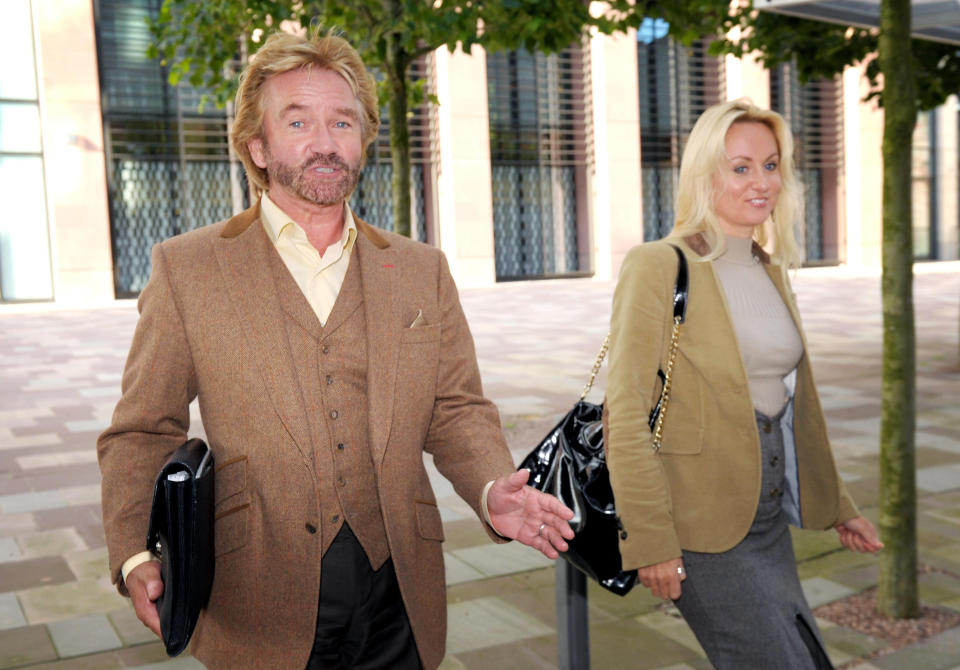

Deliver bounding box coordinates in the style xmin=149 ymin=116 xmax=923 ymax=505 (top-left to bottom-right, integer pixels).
xmin=487 ymin=469 xmax=575 ymax=559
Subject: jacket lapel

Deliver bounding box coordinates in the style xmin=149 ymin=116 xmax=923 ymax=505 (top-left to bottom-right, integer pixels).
xmin=354 ymin=218 xmax=398 ymax=466
xmin=213 ymin=206 xmax=314 ymax=466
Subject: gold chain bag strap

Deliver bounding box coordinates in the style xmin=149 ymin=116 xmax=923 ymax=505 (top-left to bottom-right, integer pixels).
xmin=580 ymin=336 xmax=609 ymax=400
xmin=646 ymin=244 xmax=689 ymax=451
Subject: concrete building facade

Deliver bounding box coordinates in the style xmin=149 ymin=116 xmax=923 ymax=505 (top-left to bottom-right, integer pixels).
xmin=2 ymin=0 xmax=957 ymax=304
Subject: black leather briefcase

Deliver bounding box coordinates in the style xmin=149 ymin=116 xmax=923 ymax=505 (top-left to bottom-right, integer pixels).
xmin=146 ymin=438 xmax=215 ymax=656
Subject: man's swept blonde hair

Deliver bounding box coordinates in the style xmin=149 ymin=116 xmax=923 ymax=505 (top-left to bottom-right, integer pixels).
xmin=667 ymin=98 xmax=803 ymax=268
xmin=230 ymin=30 xmax=380 ymax=194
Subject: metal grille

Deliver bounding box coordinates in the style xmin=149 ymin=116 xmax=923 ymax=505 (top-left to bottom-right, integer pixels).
xmin=490 ymin=165 xmax=579 ymax=277
xmin=770 ymin=65 xmax=843 ymax=262
xmin=95 ymin=0 xmax=244 ymax=297
xmin=638 ymin=28 xmax=725 ymax=241
xmin=487 ymin=46 xmax=591 ymax=280
xmin=351 ymin=164 xmax=428 ymax=242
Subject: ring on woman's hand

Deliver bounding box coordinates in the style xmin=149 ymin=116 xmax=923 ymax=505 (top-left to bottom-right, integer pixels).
xmin=677 ymin=566 xmax=685 ymax=576
xmin=538 ymin=522 xmax=547 ymax=538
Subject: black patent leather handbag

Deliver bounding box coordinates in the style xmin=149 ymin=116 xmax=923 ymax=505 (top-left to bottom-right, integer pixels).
xmin=518 ymin=245 xmax=688 ymax=596
xmin=146 ymin=438 xmax=215 ymax=656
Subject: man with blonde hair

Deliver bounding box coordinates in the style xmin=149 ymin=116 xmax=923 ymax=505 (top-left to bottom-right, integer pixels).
xmin=98 ymin=30 xmax=573 ymax=670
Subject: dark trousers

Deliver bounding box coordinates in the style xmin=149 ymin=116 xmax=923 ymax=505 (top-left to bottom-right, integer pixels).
xmin=306 ymin=524 xmax=422 ymax=670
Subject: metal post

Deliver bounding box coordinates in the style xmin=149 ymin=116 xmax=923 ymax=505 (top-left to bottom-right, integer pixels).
xmin=555 ymin=560 xmax=590 ymax=669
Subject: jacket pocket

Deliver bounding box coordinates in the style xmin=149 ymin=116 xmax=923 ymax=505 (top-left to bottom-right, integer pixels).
xmin=214 ymin=456 xmax=249 ymax=556
xmin=415 ymin=500 xmax=445 ymax=541
xmin=400 ymin=323 xmax=440 ymax=344
xmin=215 ymin=455 xmax=247 ymax=505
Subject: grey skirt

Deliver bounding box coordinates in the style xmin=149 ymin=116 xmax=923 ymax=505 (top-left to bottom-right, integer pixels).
xmin=673 ymin=409 xmax=833 ymax=670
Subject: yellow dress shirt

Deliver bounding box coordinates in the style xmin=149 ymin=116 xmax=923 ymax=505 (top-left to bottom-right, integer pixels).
xmin=260 ymin=192 xmax=358 ymax=326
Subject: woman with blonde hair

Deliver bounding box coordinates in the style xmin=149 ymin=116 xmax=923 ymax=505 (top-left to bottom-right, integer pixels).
xmin=605 ymin=99 xmax=882 ymax=668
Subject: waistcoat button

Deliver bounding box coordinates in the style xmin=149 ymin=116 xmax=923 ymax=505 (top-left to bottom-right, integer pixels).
xmin=305 ymin=523 xmax=317 ymax=534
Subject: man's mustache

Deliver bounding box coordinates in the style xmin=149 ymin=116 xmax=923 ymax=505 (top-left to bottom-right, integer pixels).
xmin=303 ymin=153 xmax=350 ymax=171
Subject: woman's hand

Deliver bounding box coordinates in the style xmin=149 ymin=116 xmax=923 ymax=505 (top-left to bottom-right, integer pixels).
xmin=637 ymin=557 xmax=686 ymax=600
xmin=835 ymin=516 xmax=884 ymax=553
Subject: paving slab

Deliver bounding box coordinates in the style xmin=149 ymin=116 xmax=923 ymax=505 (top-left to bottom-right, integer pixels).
xmin=872 ymin=624 xmax=960 ymax=670
xmin=802 ymin=576 xmax=858 ymax=608
xmin=16 ymin=528 xmax=87 ymax=560
xmin=446 ymin=596 xmax=553 ymax=654
xmin=0 ymin=265 xmax=958 ymax=668
xmin=0 ymin=624 xmax=57 ymax=668
xmin=47 ymin=613 xmax=123 ymax=657
xmin=0 ymin=556 xmax=74 ymax=594
xmin=0 ymin=593 xmax=25 ymax=630
xmin=107 ymin=607 xmax=158 ymax=647
xmin=18 ymin=578 xmax=126 ymax=624
xmin=450 ymin=541 xmax=553 ymax=578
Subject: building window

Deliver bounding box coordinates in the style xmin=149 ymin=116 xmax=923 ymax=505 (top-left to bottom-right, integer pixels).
xmin=637 ymin=20 xmax=725 ymax=241
xmin=94 ymin=0 xmax=244 ymax=298
xmin=0 ymin=0 xmax=54 ymax=302
xmin=770 ymin=65 xmax=843 ymax=264
xmin=351 ymin=55 xmax=437 ymax=244
xmin=487 ymin=45 xmax=592 ymax=281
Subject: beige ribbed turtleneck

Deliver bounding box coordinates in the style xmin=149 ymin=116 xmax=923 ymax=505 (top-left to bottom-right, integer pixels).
xmin=712 ymin=235 xmax=804 ymax=417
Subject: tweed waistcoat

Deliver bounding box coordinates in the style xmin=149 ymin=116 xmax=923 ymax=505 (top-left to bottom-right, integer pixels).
xmin=269 ymin=242 xmax=390 ymax=568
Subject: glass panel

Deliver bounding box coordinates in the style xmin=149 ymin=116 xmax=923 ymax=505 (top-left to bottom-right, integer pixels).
xmin=0 ymin=156 xmax=53 ymax=300
xmin=0 ymin=0 xmax=38 ymax=100
xmin=0 ymin=102 xmax=42 ymax=153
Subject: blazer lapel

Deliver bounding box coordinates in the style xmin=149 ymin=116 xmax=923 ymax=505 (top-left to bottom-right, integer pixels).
xmin=213 ymin=208 xmax=314 ymax=465
xmin=354 ymin=219 xmax=398 ymax=466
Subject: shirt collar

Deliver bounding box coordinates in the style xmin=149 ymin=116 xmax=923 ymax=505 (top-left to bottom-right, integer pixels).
xmin=260 ymin=192 xmax=357 ymax=252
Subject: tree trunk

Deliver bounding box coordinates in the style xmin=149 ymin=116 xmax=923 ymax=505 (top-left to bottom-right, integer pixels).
xmin=877 ymin=0 xmax=919 ymax=619
xmin=385 ymin=33 xmax=412 ymax=238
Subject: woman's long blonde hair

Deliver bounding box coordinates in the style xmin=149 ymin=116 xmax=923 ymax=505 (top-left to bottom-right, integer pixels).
xmin=667 ymin=99 xmax=803 ymax=268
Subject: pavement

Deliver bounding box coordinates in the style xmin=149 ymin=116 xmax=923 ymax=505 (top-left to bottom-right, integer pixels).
xmin=0 ymin=261 xmax=959 ymax=669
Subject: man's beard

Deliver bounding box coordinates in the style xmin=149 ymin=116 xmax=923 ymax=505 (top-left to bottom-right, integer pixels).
xmin=264 ymin=147 xmax=362 ymax=207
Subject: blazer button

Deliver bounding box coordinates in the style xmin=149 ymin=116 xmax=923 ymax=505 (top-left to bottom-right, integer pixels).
xmin=305 ymin=523 xmax=318 ymax=534
xmin=620 ymin=531 xmax=628 ymax=540
xmin=322 ymin=345 xmax=330 ymax=354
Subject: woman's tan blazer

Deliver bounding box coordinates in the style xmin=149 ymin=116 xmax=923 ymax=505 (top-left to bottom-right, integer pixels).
xmin=97 ymin=205 xmax=514 ymax=669
xmin=605 ymin=236 xmax=859 ymax=571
